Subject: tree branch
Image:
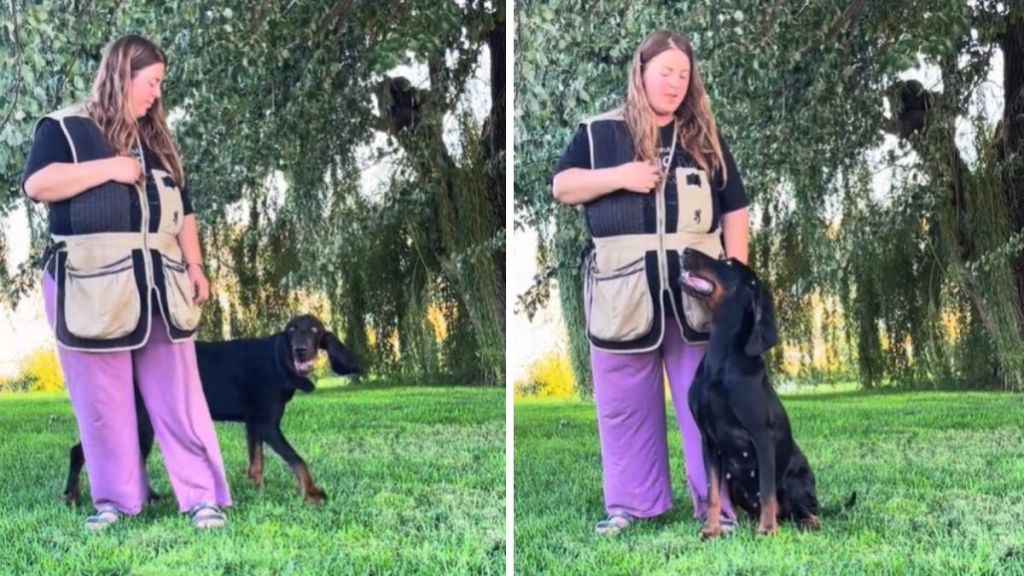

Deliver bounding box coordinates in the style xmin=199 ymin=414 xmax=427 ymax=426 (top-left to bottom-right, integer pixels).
xmin=823 ymin=0 xmax=871 ymax=45
xmin=0 ymin=0 xmax=24 ymax=136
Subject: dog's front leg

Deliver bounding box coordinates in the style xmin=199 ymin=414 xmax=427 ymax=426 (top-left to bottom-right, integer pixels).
xmin=700 ymin=437 xmax=725 ymax=540
xmin=754 ymin=439 xmax=778 ymax=536
xmin=245 ymin=422 xmax=264 ymax=489
xmin=261 ymin=423 xmax=326 ymax=505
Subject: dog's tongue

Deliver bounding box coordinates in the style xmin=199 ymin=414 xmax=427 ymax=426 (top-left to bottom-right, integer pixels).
xmin=682 ymin=272 xmax=713 ymax=293
xmin=294 ymin=359 xmax=315 ymax=374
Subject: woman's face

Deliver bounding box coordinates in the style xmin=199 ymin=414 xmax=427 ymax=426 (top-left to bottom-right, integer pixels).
xmin=642 ymin=47 xmax=690 ymax=118
xmin=129 ymin=63 xmax=165 ymax=119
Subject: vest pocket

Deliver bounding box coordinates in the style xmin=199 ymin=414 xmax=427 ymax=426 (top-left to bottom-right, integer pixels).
xmin=63 ymin=248 xmax=140 ymax=340
xmin=586 ymin=256 xmax=654 ymax=342
xmin=676 ymin=167 xmax=714 ymax=233
xmin=152 ymin=169 xmax=185 ymax=235
xmin=161 ymin=256 xmax=202 ymax=332
xmin=680 ymin=291 xmax=712 ymax=334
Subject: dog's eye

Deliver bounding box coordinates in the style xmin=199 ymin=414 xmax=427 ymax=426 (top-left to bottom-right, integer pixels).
xmin=725 ymin=261 xmax=734 ymax=266
xmin=312 ymin=327 xmax=318 ymax=333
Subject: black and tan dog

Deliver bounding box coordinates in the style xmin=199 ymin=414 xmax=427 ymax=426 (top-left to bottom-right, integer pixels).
xmin=681 ymin=248 xmax=819 ymax=538
xmin=64 ymin=314 xmax=361 ymax=506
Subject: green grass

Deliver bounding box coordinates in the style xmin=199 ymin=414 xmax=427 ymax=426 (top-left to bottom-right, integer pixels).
xmin=515 ymin=390 xmax=1024 ymax=575
xmin=0 ymin=384 xmax=505 ymax=575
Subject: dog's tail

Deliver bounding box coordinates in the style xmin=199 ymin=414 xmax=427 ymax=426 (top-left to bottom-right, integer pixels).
xmin=820 ymin=490 xmax=857 ymax=517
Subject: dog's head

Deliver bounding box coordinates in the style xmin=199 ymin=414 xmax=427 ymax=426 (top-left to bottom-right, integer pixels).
xmin=283 ymin=314 xmax=362 ymax=383
xmin=680 ymin=248 xmax=779 ymax=356
xmin=778 ymin=455 xmax=820 ymax=529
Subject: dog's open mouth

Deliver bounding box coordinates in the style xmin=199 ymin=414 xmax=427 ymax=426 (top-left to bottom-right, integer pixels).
xmin=293 ymin=358 xmax=316 ymax=375
xmin=681 ymin=270 xmax=714 ymax=296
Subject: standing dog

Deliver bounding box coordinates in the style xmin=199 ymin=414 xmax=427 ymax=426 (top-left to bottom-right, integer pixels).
xmin=64 ymin=314 xmax=361 ymax=505
xmin=681 ymin=248 xmax=819 ymax=538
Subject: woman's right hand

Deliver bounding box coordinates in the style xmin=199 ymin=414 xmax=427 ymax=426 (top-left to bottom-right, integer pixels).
xmin=107 ymin=156 xmax=142 ymax=184
xmin=616 ymin=161 xmax=662 ymax=193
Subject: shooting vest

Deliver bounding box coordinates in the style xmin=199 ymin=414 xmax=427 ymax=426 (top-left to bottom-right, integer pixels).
xmin=579 ymin=109 xmax=724 ymax=353
xmin=40 ymin=105 xmax=201 ymax=351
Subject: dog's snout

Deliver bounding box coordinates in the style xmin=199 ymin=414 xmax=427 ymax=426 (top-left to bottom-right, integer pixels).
xmin=294 ymin=346 xmax=308 ymax=357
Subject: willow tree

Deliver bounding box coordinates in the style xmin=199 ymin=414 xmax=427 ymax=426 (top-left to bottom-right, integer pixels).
xmin=516 ymin=0 xmax=1023 ymax=393
xmin=0 ymin=0 xmax=505 ymax=385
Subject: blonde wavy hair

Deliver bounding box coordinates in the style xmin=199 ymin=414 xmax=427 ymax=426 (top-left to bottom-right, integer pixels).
xmin=85 ymin=35 xmax=184 ymax=186
xmin=624 ymin=30 xmax=726 ymax=186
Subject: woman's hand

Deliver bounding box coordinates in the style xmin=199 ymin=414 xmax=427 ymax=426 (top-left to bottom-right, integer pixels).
xmin=187 ymin=263 xmax=210 ymax=306
xmin=616 ymin=161 xmax=661 ymax=193
xmin=106 ymin=156 xmax=142 ymax=184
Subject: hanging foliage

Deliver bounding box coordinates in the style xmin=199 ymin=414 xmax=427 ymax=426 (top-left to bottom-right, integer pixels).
xmin=516 ymin=0 xmax=1024 ymax=394
xmin=0 ymin=0 xmax=505 ymax=386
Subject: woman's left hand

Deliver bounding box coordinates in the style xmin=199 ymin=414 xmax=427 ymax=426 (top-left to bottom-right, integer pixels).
xmin=188 ymin=264 xmax=210 ymax=306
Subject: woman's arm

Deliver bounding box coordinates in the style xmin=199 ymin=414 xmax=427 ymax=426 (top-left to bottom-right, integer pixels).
xmin=178 ymin=214 xmax=210 ymax=306
xmin=553 ymin=161 xmax=660 ymax=206
xmin=552 ymin=167 xmax=623 ymax=205
xmin=24 ymin=157 xmax=140 ymax=203
xmin=721 ymin=207 xmax=750 ymax=264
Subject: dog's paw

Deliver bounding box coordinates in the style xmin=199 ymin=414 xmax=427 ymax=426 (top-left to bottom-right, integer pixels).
xmin=756 ymin=522 xmax=778 ymax=536
xmin=62 ymin=490 xmax=80 ymax=507
xmin=247 ymin=469 xmax=264 ymax=489
xmin=801 ymin=515 xmax=821 ymax=531
xmin=304 ymin=487 xmax=327 ymax=506
xmin=700 ymin=523 xmax=723 ymax=540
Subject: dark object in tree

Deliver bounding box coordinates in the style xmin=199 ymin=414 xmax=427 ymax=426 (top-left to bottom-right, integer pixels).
xmin=887 ymin=79 xmax=933 ymax=139
xmin=378 ymin=76 xmax=423 ymax=134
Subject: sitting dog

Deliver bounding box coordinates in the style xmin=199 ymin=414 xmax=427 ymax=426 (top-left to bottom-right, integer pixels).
xmin=63 ymin=314 xmax=361 ymax=506
xmin=681 ymin=248 xmax=819 ymax=537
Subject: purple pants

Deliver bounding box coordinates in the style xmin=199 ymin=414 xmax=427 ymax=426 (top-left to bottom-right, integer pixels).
xmin=43 ymin=273 xmax=231 ymax=514
xmin=592 ymin=321 xmax=735 ymax=521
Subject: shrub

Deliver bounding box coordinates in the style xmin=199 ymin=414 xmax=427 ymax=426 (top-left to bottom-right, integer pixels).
xmin=515 ymin=352 xmax=576 ymax=399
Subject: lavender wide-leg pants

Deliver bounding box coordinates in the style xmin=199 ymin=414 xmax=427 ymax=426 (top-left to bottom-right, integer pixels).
xmin=44 ymin=272 xmax=231 ymax=514
xmin=592 ymin=322 xmax=734 ymax=521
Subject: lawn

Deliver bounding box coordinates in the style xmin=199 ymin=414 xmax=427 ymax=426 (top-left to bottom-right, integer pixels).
xmin=515 ymin=389 xmax=1024 ymax=575
xmin=0 ymin=383 xmax=505 ymax=575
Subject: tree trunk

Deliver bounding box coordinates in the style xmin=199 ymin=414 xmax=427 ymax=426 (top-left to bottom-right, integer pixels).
xmin=1001 ymin=11 xmax=1024 ymax=339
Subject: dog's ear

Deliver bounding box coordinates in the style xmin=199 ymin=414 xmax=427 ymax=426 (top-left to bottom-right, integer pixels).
xmin=321 ymin=331 xmax=361 ymax=375
xmin=744 ymin=281 xmax=779 ymax=356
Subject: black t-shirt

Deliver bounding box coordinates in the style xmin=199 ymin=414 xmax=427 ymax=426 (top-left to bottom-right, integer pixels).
xmin=554 ymin=123 xmax=749 ymax=227
xmin=21 ymin=118 xmax=194 ymax=214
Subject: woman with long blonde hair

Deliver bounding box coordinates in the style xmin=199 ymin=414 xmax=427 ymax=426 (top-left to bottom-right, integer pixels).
xmin=552 ymin=30 xmax=751 ymax=536
xmin=22 ymin=34 xmax=230 ymax=530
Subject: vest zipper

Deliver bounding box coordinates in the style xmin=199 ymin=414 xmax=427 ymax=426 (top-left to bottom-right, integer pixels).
xmin=657 ymin=124 xmax=677 ymax=304
xmin=137 ymin=138 xmax=154 ymax=293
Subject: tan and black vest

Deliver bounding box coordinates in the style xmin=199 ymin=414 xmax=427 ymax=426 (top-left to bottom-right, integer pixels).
xmin=578 ymin=110 xmax=724 ymax=353
xmin=41 ymin=105 xmax=201 ymax=351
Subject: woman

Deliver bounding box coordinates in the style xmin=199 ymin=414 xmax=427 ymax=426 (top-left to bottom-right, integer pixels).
xmin=22 ymin=35 xmax=231 ymax=530
xmin=552 ymin=30 xmax=751 ymax=535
